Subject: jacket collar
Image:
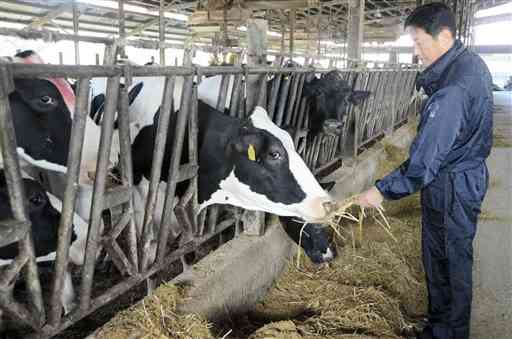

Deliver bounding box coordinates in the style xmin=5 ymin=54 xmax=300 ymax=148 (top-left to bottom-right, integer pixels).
xmin=416 ymin=39 xmax=466 ymax=95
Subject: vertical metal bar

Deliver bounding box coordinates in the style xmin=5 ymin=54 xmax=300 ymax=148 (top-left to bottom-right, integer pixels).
xmin=118 ymin=0 xmax=126 ymax=59
xmin=95 ymin=53 xmax=100 ymax=65
xmin=267 ymin=73 xmax=282 ymax=119
xmin=275 ymin=73 xmax=291 ymax=126
xmin=139 ymin=76 xmax=175 ymax=272
xmin=188 ymin=85 xmax=199 ymax=236
xmin=229 ymin=73 xmax=242 ymax=117
xmin=73 ymin=1 xmax=80 ymax=65
xmin=117 ymin=86 xmax=139 ymax=273
xmin=79 ymin=75 xmax=120 ymax=311
xmin=207 ymin=206 xmax=219 ymax=235
xmin=49 ymin=77 xmax=90 ymax=326
xmin=289 ymin=9 xmax=295 ymax=62
xmin=155 ymin=75 xmax=194 ymax=264
xmin=297 ymin=97 xmax=308 ymax=130
xmin=0 ymin=65 xmax=45 ymax=327
xmin=159 ymin=0 xmax=166 ymax=65
xmin=291 ymin=73 xmax=306 ymax=126
xmin=285 ymin=73 xmax=300 ymax=126
xmin=217 ymin=75 xmax=230 ymax=111
xmin=59 ymin=52 xmax=64 ymax=65
xmin=257 ymin=72 xmax=267 ymax=107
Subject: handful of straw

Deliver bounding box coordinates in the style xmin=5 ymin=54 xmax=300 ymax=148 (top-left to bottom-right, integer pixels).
xmin=296 ymin=195 xmax=395 ymax=267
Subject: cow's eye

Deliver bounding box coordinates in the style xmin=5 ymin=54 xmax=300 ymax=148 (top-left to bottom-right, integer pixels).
xmin=29 ymin=193 xmax=45 ymax=206
xmin=269 ymin=151 xmax=281 ymax=160
xmin=40 ymin=95 xmax=53 ymax=104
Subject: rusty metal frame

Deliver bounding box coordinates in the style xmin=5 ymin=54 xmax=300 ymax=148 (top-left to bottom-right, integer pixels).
xmin=0 ymin=62 xmax=419 ymax=337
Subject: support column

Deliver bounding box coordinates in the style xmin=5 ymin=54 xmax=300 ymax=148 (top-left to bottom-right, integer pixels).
xmin=389 ymin=49 xmax=398 ymax=64
xmin=118 ymin=0 xmax=126 ymax=59
xmin=347 ymin=0 xmax=364 ymax=65
xmin=289 ymin=9 xmax=295 ymax=61
xmin=159 ymin=0 xmax=166 ymax=65
xmin=246 ymin=18 xmax=267 ymax=113
xmin=245 ymin=18 xmax=267 ymax=236
xmin=72 ymin=0 xmax=80 ymax=65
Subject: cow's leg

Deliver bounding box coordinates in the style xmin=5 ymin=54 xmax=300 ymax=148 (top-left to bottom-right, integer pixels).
xmin=61 ymin=270 xmax=75 ymax=314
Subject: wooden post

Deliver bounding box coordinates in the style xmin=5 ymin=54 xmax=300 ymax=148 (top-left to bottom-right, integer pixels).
xmin=347 ymin=0 xmax=364 ymax=66
xmin=159 ymin=0 xmax=166 ymax=65
xmin=245 ymin=18 xmax=267 ymax=236
xmin=72 ymin=0 xmax=80 ymax=65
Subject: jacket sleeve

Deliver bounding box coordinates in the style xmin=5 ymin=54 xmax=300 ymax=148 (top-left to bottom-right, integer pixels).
xmin=375 ymin=86 xmax=469 ymax=200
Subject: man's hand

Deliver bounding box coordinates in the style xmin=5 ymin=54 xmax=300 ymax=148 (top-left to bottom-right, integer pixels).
xmin=356 ymin=186 xmax=384 ymax=209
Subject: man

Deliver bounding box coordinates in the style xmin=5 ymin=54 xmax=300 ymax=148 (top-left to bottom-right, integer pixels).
xmin=357 ymin=3 xmax=493 ymax=339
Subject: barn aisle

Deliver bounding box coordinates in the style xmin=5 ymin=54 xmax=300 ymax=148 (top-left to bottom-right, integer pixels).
xmin=471 ymin=95 xmax=512 ymax=339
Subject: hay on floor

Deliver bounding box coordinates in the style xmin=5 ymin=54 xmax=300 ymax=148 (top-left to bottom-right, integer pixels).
xmin=252 ymin=135 xmax=427 ymax=339
xmin=95 ymin=283 xmax=214 ymax=339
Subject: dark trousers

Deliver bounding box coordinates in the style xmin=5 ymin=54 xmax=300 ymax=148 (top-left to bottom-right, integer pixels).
xmin=420 ymin=165 xmax=487 ymax=339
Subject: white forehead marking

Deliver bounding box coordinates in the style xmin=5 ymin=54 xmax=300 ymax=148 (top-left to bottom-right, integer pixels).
xmin=249 ymin=107 xmax=328 ymax=200
xmin=250 ymin=106 xmax=295 ymax=149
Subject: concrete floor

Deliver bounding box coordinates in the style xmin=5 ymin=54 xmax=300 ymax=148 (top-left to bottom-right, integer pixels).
xmin=471 ymin=103 xmax=512 ymax=339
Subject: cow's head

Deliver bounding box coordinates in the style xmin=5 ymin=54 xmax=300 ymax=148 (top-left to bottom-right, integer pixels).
xmin=0 ymin=171 xmax=64 ymax=259
xmin=10 ymin=78 xmax=73 ymax=168
xmin=199 ymin=106 xmax=333 ymax=222
xmin=280 ymin=216 xmax=337 ymax=264
xmin=303 ymin=71 xmax=371 ymax=137
xmin=2 ymin=50 xmax=75 ymax=173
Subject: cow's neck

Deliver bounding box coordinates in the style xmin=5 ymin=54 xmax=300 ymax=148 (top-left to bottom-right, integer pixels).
xmin=196 ymin=101 xmax=241 ymax=204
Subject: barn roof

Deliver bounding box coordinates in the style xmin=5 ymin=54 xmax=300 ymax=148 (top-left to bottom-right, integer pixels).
xmin=0 ymin=0 xmax=508 ymax=53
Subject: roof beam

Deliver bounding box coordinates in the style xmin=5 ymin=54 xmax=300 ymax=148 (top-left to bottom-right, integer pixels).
xmin=25 ymin=2 xmax=72 ymax=29
xmin=243 ymin=1 xmax=318 ymax=10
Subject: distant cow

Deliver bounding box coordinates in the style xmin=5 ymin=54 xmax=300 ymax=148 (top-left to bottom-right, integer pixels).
xmin=302 ymin=70 xmax=371 ymax=138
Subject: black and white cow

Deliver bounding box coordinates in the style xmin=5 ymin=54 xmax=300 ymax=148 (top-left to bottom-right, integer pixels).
xmin=0 ymin=51 xmax=109 ymax=312
xmin=7 ymin=51 xmax=117 ymax=225
xmin=0 ymin=170 xmax=88 ymax=314
xmin=83 ymin=60 xmax=339 ymax=263
xmin=302 ymin=70 xmax=371 ymax=138
xmin=131 ymin=100 xmax=332 ymax=222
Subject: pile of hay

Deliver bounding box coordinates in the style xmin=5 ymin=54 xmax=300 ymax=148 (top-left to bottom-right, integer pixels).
xmin=249 ymin=135 xmax=427 ymax=338
xmin=94 ymin=283 xmax=214 ymax=339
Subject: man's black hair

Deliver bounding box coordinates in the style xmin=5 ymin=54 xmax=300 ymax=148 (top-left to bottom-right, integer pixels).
xmin=404 ymin=2 xmax=456 ymax=38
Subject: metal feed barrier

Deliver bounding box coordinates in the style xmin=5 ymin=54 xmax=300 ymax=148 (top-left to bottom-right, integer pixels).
xmin=0 ymin=61 xmax=419 ymax=337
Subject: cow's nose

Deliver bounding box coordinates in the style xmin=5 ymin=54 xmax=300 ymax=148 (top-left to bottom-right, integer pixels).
xmin=302 ymin=196 xmax=333 ymax=221
xmin=322 ymin=200 xmax=338 ymax=215
xmin=322 ymin=247 xmax=335 ymax=262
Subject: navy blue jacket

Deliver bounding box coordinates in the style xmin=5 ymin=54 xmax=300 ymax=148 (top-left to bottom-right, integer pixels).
xmin=376 ymin=40 xmax=493 ymax=200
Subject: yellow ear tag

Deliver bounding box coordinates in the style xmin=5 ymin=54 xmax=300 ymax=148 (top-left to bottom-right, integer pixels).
xmin=248 ymin=144 xmax=256 ymax=161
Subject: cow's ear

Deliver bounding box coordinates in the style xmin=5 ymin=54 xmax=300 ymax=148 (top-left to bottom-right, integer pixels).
xmin=128 ymin=82 xmax=144 ymax=105
xmin=90 ymin=93 xmax=106 ymax=124
xmin=348 ymin=90 xmax=371 ymax=105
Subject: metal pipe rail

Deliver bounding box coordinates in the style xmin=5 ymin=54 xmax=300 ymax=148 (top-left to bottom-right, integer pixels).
xmin=0 ymin=62 xmax=419 ymax=337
